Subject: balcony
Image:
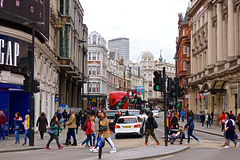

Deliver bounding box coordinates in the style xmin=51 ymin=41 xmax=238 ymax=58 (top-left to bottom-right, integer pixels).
xmin=59 ymin=58 xmax=74 ymax=71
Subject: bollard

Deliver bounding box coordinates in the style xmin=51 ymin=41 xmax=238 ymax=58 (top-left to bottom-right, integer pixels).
xmin=98 ymin=137 xmax=105 ymax=159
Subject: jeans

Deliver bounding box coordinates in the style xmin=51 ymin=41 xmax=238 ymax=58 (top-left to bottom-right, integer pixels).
xmin=47 ymin=135 xmax=61 ymax=147
xmin=94 ymin=134 xmax=100 ymax=148
xmin=207 ymin=121 xmax=211 ymax=128
xmin=0 ymin=125 xmax=5 ymax=140
xmin=92 ymin=132 xmax=96 ymax=146
xmin=187 ymin=127 xmax=198 ymax=143
xmin=82 ymin=134 xmax=92 ymax=146
xmin=221 ymin=123 xmax=225 ymax=131
xmin=66 ymin=128 xmax=77 ymax=145
xmin=24 ymin=130 xmax=29 ymax=144
xmin=181 ymin=116 xmax=184 ymax=122
xmin=201 ymin=121 xmax=204 ymax=127
xmin=226 ymin=138 xmax=238 ymax=146
xmin=15 ymin=130 xmax=20 ymax=142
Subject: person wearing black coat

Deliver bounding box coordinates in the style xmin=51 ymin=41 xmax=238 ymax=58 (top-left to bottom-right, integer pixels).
xmin=200 ymin=112 xmax=205 ymax=128
xmin=170 ymin=112 xmax=179 ymax=129
xmin=36 ymin=112 xmax=48 ymax=139
xmin=75 ymin=112 xmax=81 ymax=134
xmin=144 ymin=112 xmax=160 ymax=146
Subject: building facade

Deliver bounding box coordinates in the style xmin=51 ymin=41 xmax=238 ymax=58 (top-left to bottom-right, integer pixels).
xmin=188 ymin=0 xmax=240 ymax=123
xmin=176 ymin=6 xmax=191 ymax=109
xmin=108 ymin=37 xmax=130 ymax=61
xmin=140 ymin=50 xmax=175 ymax=109
xmin=58 ymin=0 xmax=88 ymax=110
xmin=84 ymin=31 xmax=108 ymax=109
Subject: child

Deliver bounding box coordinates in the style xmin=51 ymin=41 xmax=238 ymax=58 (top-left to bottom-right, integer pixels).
xmin=169 ymin=129 xmax=183 ymax=144
xmin=22 ymin=115 xmax=30 ymax=145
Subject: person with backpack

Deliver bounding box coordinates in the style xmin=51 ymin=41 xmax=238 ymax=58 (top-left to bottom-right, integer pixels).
xmin=206 ymin=113 xmax=211 ymax=129
xmin=45 ymin=115 xmax=64 ymax=149
xmin=80 ymin=115 xmax=94 ymax=148
xmin=144 ymin=111 xmax=160 ymax=146
xmin=224 ymin=114 xmax=239 ymax=148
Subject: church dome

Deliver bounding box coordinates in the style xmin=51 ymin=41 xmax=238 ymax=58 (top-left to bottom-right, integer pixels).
xmin=142 ymin=50 xmax=154 ymax=59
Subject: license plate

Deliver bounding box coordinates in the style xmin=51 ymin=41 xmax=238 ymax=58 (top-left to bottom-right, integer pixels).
xmin=123 ymin=126 xmax=131 ymax=128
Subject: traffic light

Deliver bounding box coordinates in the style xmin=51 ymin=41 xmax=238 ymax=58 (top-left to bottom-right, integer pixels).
xmin=153 ymin=70 xmax=163 ymax=92
xmin=88 ymin=97 xmax=91 ymax=104
xmin=177 ymin=103 xmax=180 ymax=108
xmin=134 ymin=95 xmax=137 ymax=102
xmin=24 ymin=75 xmax=31 ymax=93
xmin=167 ymin=77 xmax=178 ymax=97
xmin=178 ymin=86 xmax=184 ymax=97
xmin=33 ymin=80 xmax=40 ymax=93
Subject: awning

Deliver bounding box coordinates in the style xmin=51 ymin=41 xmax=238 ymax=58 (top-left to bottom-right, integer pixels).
xmin=199 ymin=83 xmax=210 ymax=93
xmin=209 ymin=80 xmax=227 ymax=94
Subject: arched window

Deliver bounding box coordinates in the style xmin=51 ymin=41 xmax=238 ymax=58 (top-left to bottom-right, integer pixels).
xmin=93 ymin=35 xmax=97 ymax=44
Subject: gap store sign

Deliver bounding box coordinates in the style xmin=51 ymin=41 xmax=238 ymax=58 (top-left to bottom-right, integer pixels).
xmin=0 ymin=34 xmax=31 ymax=74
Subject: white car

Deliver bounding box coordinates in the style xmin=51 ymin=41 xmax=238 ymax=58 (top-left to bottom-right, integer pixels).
xmin=152 ymin=110 xmax=159 ymax=118
xmin=114 ymin=116 xmax=145 ymax=139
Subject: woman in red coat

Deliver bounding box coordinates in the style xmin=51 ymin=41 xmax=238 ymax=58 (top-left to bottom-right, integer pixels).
xmin=80 ymin=115 xmax=93 ymax=148
xmin=218 ymin=112 xmax=226 ymax=132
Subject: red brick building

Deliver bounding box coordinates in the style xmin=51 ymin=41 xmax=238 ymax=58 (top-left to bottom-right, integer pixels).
xmin=175 ymin=6 xmax=191 ymax=109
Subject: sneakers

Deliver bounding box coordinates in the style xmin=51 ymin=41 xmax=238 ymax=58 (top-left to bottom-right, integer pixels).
xmin=110 ymin=148 xmax=117 ymax=153
xmin=58 ymin=146 xmax=64 ymax=149
xmin=157 ymin=142 xmax=160 ymax=145
xmin=236 ymin=142 xmax=239 ymax=147
xmin=197 ymin=140 xmax=200 ymax=144
xmin=144 ymin=143 xmax=147 ymax=146
xmin=45 ymin=146 xmax=51 ymax=150
xmin=90 ymin=148 xmax=99 ymax=152
xmin=223 ymin=145 xmax=229 ymax=149
xmin=222 ymin=142 xmax=227 ymax=147
xmin=22 ymin=143 xmax=26 ymax=146
xmin=71 ymin=144 xmax=77 ymax=146
xmin=185 ymin=142 xmax=190 ymax=145
xmin=80 ymin=143 xmax=83 ymax=148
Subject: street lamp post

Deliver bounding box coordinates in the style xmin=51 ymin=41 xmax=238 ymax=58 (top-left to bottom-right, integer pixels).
xmin=23 ymin=21 xmax=44 ymax=146
xmin=173 ymin=56 xmax=179 ymax=111
xmin=81 ymin=29 xmax=86 ymax=111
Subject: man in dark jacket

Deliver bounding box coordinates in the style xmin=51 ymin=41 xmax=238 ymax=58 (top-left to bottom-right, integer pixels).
xmin=62 ymin=109 xmax=68 ymax=129
xmin=144 ymin=111 xmax=160 ymax=146
xmin=200 ymin=112 xmax=205 ymax=128
xmin=0 ymin=110 xmax=6 ymax=141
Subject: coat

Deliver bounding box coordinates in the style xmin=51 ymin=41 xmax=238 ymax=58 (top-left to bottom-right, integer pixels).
xmin=200 ymin=115 xmax=205 ymax=122
xmin=225 ymin=119 xmax=238 ymax=139
xmin=50 ymin=125 xmax=63 ymax=136
xmin=85 ymin=121 xmax=93 ymax=135
xmin=67 ymin=114 xmax=77 ymax=128
xmin=218 ymin=114 xmax=226 ymax=124
xmin=146 ymin=115 xmax=154 ymax=129
xmin=75 ymin=114 xmax=80 ymax=127
xmin=0 ymin=113 xmax=6 ymax=125
xmin=36 ymin=116 xmax=48 ymax=132
xmin=185 ymin=116 xmax=194 ymax=129
xmin=171 ymin=116 xmax=179 ymax=129
xmin=99 ymin=118 xmax=110 ymax=138
xmin=10 ymin=117 xmax=23 ymax=130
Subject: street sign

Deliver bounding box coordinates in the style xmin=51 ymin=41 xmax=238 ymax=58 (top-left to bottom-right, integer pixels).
xmin=55 ymin=97 xmax=59 ymax=102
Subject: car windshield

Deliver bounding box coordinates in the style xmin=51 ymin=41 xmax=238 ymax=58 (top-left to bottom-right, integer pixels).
xmin=117 ymin=118 xmax=137 ymax=124
xmin=128 ymin=111 xmax=140 ymax=116
xmin=106 ymin=111 xmax=118 ymax=119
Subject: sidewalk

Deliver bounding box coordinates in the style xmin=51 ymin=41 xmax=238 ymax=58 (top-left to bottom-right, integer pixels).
xmin=82 ymin=145 xmax=190 ymax=160
xmin=0 ymin=129 xmax=86 ymax=153
xmin=179 ymin=120 xmax=240 ymax=139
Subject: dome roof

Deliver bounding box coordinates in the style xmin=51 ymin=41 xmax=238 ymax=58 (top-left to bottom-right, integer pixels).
xmin=142 ymin=50 xmax=154 ymax=58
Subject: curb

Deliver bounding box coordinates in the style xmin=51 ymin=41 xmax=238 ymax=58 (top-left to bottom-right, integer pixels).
xmin=124 ymin=146 xmax=190 ymax=160
xmin=0 ymin=147 xmax=44 ymax=153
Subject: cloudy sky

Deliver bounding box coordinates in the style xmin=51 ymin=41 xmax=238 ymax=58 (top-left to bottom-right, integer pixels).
xmin=80 ymin=0 xmax=190 ymax=63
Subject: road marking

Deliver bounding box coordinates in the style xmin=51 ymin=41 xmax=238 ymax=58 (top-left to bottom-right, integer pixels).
xmin=154 ymin=155 xmax=173 ymax=160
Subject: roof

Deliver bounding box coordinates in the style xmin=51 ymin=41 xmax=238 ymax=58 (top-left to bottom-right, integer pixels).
xmin=142 ymin=50 xmax=154 ymax=58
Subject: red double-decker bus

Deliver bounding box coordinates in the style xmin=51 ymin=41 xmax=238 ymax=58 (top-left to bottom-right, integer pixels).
xmin=109 ymin=91 xmax=128 ymax=110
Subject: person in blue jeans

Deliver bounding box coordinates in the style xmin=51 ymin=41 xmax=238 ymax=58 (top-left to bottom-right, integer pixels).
xmin=183 ymin=111 xmax=199 ymax=145
xmin=0 ymin=110 xmax=7 ymax=141
xmin=10 ymin=112 xmax=23 ymax=144
xmin=206 ymin=113 xmax=211 ymax=128
xmin=22 ymin=115 xmax=30 ymax=145
xmin=180 ymin=110 xmax=185 ymax=122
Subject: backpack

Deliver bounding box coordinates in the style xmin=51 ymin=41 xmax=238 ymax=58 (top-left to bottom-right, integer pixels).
xmin=83 ymin=122 xmax=87 ymax=131
xmin=152 ymin=118 xmax=158 ymax=129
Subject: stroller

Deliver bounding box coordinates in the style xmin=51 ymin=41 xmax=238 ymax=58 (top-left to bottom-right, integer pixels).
xmin=168 ymin=129 xmax=185 ymax=145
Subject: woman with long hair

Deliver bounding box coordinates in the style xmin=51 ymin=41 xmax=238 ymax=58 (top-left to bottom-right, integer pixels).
xmin=170 ymin=112 xmax=179 ymax=129
xmin=22 ymin=115 xmax=30 ymax=145
xmin=99 ymin=112 xmax=117 ymax=153
xmin=36 ymin=112 xmax=48 ymax=139
xmin=183 ymin=111 xmax=199 ymax=145
xmin=80 ymin=115 xmax=94 ymax=148
xmin=10 ymin=112 xmax=23 ymax=144
xmin=45 ymin=115 xmax=64 ymax=149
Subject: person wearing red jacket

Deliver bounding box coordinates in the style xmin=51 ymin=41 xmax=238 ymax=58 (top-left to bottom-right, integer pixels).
xmin=80 ymin=115 xmax=94 ymax=148
xmin=0 ymin=110 xmax=7 ymax=141
xmin=218 ymin=112 xmax=226 ymax=131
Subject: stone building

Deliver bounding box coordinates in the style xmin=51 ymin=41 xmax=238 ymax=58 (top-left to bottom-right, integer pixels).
xmin=188 ymin=0 xmax=240 ymax=122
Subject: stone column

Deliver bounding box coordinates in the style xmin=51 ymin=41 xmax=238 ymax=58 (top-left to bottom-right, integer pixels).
xmin=234 ymin=10 xmax=239 ymax=56
xmin=217 ymin=3 xmax=223 ymax=62
xmin=223 ymin=16 xmax=227 ymax=60
xmin=228 ymin=0 xmax=235 ymax=58
xmin=213 ymin=24 xmax=217 ymax=64
xmin=207 ymin=5 xmax=213 ymax=66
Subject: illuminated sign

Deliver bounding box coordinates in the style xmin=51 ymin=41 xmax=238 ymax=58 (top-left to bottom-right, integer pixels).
xmin=197 ymin=5 xmax=205 ymax=15
xmin=0 ymin=0 xmax=49 ymax=39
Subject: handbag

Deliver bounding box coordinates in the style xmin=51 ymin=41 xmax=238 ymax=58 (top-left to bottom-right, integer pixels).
xmin=185 ymin=126 xmax=189 ymax=131
xmin=47 ymin=128 xmax=55 ymax=135
xmin=83 ymin=123 xmax=87 ymax=131
xmin=99 ymin=125 xmax=108 ymax=131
